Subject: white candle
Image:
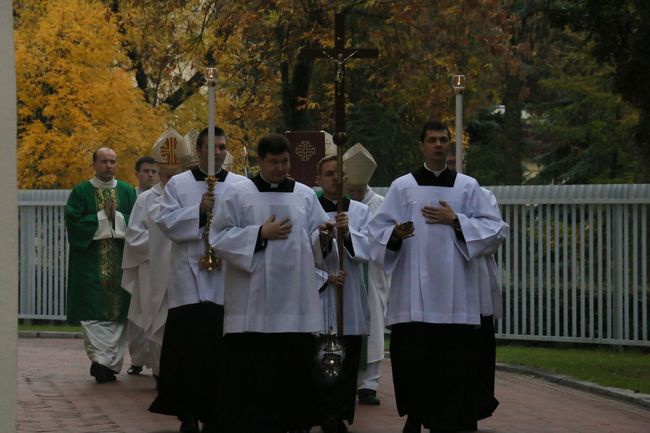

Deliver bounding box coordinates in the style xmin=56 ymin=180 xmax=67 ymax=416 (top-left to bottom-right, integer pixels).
xmin=207 ymin=84 xmax=216 ymax=176
xmin=452 ymin=74 xmax=466 ymax=174
xmin=455 ymin=92 xmax=463 ymax=174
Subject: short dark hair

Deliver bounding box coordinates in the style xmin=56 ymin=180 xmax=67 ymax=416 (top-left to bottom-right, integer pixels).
xmin=135 ymin=156 xmax=156 ymax=171
xmin=419 ymin=120 xmax=451 ymax=142
xmin=257 ymin=133 xmax=290 ymax=159
xmin=197 ymin=126 xmax=227 ymax=150
xmin=316 ymin=155 xmax=337 ymax=175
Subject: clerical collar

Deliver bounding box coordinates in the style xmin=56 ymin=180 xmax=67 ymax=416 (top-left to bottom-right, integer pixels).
xmin=423 ymin=162 xmax=448 ymax=177
xmin=252 ymin=173 xmax=295 ymax=193
xmin=319 ymin=195 xmax=350 ymax=212
xmin=191 ymin=166 xmax=228 ymax=182
xmin=90 ymin=177 xmax=117 ymax=188
xmin=411 ymin=165 xmax=457 ymax=187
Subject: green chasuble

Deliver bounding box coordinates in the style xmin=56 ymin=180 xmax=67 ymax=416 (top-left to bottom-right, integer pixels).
xmin=65 ymin=180 xmax=136 ymax=322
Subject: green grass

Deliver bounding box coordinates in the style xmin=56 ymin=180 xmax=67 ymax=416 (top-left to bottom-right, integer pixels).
xmin=18 ymin=323 xmax=82 ymax=333
xmin=497 ymin=345 xmax=650 ymax=394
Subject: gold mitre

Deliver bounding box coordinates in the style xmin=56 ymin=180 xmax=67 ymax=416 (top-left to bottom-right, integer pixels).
xmin=223 ymin=150 xmax=234 ymax=171
xmin=323 ymin=131 xmax=337 ymax=157
xmin=151 ymin=129 xmax=193 ymax=167
xmin=343 ymin=142 xmax=377 ymax=186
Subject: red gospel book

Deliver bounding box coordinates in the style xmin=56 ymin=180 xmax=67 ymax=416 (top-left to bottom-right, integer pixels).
xmin=285 ymin=131 xmax=326 ymax=187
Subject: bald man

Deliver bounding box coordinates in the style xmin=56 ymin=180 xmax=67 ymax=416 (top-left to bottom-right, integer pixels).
xmin=65 ymin=148 xmax=136 ymax=383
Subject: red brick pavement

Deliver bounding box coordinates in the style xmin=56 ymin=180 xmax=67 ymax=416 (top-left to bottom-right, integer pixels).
xmin=17 ymin=338 xmax=650 ymax=433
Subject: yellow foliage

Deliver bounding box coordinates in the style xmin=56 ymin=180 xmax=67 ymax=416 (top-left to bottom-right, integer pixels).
xmin=15 ymin=0 xmax=167 ymax=189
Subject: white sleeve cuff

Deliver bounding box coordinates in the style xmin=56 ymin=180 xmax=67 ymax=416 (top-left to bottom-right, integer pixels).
xmin=113 ymin=211 xmax=127 ymax=239
xmin=93 ymin=210 xmax=113 ymax=240
xmin=92 ymin=210 xmax=127 ymax=240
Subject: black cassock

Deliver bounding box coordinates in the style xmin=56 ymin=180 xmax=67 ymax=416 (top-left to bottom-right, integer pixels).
xmin=388 ymin=167 xmax=480 ymax=432
xmin=220 ymin=175 xmax=319 ymax=433
xmin=149 ymin=302 xmax=224 ymax=425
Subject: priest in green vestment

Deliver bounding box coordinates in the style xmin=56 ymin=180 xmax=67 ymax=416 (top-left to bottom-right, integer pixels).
xmin=65 ymin=147 xmax=136 ymax=383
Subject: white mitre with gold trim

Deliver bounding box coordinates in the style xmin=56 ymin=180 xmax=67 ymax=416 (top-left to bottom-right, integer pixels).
xmin=343 ymin=142 xmax=377 ymax=186
xmin=151 ymin=129 xmax=193 ymax=167
xmin=323 ymin=131 xmax=337 ymax=157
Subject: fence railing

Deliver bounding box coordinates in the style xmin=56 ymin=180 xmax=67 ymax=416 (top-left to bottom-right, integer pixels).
xmin=490 ymin=184 xmax=649 ymax=346
xmin=18 ymin=190 xmax=70 ymax=320
xmin=18 ymin=185 xmax=650 ymax=346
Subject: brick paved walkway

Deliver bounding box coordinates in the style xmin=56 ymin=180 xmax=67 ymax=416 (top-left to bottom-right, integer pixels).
xmin=17 ymin=338 xmax=650 ymax=433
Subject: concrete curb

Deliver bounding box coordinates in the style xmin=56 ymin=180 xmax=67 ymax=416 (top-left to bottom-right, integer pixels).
xmin=18 ymin=331 xmax=83 ymax=339
xmin=497 ymin=362 xmax=650 ymax=410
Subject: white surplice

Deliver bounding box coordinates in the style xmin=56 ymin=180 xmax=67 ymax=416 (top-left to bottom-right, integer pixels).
xmin=121 ymin=183 xmax=171 ymax=372
xmin=211 ymin=179 xmax=330 ymax=334
xmin=155 ymin=170 xmax=247 ymax=308
xmin=121 ymin=182 xmax=173 ymax=342
xmin=368 ymin=173 xmax=508 ymax=326
xmin=476 ymin=187 xmax=507 ymax=319
xmin=361 ymin=187 xmax=390 ymax=364
xmin=317 ymin=199 xmax=371 ymax=336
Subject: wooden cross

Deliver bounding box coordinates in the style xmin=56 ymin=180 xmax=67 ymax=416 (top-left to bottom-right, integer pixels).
xmin=302 ymin=13 xmax=378 ymax=145
xmin=303 ymin=13 xmax=378 ymax=337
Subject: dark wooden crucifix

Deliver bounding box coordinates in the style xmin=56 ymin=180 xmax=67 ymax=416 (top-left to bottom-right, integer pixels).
xmin=302 ymin=13 xmax=378 ymax=337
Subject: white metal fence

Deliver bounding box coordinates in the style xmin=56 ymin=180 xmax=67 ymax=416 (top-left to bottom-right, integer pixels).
xmin=18 ymin=185 xmax=650 ymax=346
xmin=18 ymin=190 xmax=70 ymax=320
xmin=490 ymin=185 xmax=649 ymax=347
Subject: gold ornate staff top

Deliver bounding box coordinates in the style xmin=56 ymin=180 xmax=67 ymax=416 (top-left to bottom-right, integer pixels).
xmin=200 ymin=66 xmax=221 ymax=271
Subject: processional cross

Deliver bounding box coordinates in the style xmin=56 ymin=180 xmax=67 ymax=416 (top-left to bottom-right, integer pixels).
xmin=302 ymin=13 xmax=378 ymax=344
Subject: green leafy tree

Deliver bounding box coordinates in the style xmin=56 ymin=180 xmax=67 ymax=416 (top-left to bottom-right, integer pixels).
xmin=527 ymin=31 xmax=637 ymax=184
xmin=547 ymin=0 xmax=650 ymax=181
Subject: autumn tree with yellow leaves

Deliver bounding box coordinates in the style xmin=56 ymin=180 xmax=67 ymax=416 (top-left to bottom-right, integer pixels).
xmin=104 ymin=0 xmax=512 ymax=182
xmin=14 ymin=0 xmax=166 ymax=188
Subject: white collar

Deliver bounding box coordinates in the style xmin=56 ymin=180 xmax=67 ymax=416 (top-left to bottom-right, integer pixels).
xmin=423 ymin=162 xmax=447 ymax=177
xmin=90 ymin=177 xmax=117 ymax=188
xmin=260 ymin=173 xmax=281 ymax=189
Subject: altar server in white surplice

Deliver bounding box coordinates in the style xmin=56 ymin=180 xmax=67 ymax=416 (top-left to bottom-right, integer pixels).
xmin=125 ymin=155 xmax=160 ymax=377
xmin=445 ymin=153 xmax=508 ymax=422
xmin=475 ymin=186 xmax=507 ymax=421
xmin=313 ymin=155 xmax=370 ymax=433
xmin=121 ymin=129 xmax=190 ymax=382
xmin=149 ymin=126 xmax=247 ymax=433
xmin=368 ymin=120 xmax=508 ymax=433
xmin=343 ymin=142 xmax=390 ymax=407
xmin=211 ymin=133 xmax=335 ymax=433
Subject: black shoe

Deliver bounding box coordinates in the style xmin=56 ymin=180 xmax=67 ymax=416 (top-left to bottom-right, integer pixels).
xmin=358 ymin=388 xmax=381 ymax=405
xmin=403 ymin=416 xmax=421 ymax=433
xmin=321 ymin=417 xmax=339 ymax=433
xmin=179 ymin=416 xmax=200 ymax=433
xmin=477 ymin=396 xmax=500 ymax=420
xmin=337 ymin=420 xmax=348 ymax=433
xmin=90 ymin=362 xmax=116 ymax=383
xmin=127 ymin=365 xmax=143 ymax=375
